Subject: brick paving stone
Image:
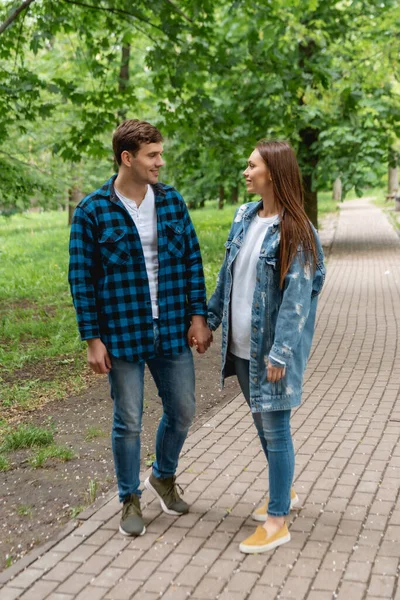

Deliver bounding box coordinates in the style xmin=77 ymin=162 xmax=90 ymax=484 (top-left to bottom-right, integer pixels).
xmin=32 ymin=552 xmax=68 ymax=571
xmin=108 ymin=549 xmax=142 ymax=570
xmin=258 ymin=566 xmax=289 ymax=587
xmin=43 ymin=561 xmax=78 ymax=582
xmin=140 ymin=570 xmax=175 ymax=594
xmin=336 ymin=581 xmax=367 ymax=600
xmin=368 ymin=574 xmax=396 ymax=598
xmin=157 ymin=552 xmax=192 ymax=574
xmin=19 ymin=579 xmax=59 ymax=599
xmin=77 ymin=554 xmax=112 ymax=575
xmin=161 ymin=586 xmax=193 ymax=600
xmin=104 ymin=578 xmax=142 ymax=600
xmin=7 ymin=568 xmax=44 ymax=589
xmin=343 ymin=558 xmax=372 ymax=582
xmin=0 ymin=588 xmax=23 ymax=600
xmin=280 ymin=576 xmax=312 ymax=599
xmin=191 ymin=576 xmax=225 ymax=599
xmin=91 ymin=567 xmax=126 ymax=588
xmin=175 ymin=565 xmax=208 ymax=587
xmin=248 ymin=586 xmax=280 ymax=600
xmin=125 ymin=560 xmax=159 ymax=581
xmin=56 ymin=573 xmax=93 ymax=595
xmin=307 ymin=593 xmax=335 ymax=600
xmin=312 ymin=568 xmax=343 ymax=591
xmin=74 ymin=586 xmax=108 ymax=600
xmin=291 ymin=557 xmax=321 ymax=578
xmin=217 ymin=590 xmax=248 ymax=600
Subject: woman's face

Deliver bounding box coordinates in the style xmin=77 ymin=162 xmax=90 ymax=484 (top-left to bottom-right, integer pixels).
xmin=243 ymin=149 xmax=271 ymax=195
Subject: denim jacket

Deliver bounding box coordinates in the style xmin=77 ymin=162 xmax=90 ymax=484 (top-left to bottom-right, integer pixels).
xmin=207 ymin=201 xmax=326 ymax=413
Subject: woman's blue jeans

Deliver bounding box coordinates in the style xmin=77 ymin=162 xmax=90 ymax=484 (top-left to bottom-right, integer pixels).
xmin=231 ymin=353 xmax=295 ymax=516
xmin=109 ymin=322 xmax=195 ymax=502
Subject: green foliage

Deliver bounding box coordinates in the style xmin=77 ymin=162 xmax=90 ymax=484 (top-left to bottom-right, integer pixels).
xmin=0 ymin=0 xmax=399 ymax=218
xmin=1 ymin=423 xmax=54 ymax=451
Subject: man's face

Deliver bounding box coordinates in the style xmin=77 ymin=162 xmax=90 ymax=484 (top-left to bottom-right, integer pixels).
xmin=123 ymin=142 xmax=165 ymax=185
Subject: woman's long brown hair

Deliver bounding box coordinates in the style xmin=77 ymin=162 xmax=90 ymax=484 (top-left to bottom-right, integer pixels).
xmin=256 ymin=139 xmax=318 ymax=288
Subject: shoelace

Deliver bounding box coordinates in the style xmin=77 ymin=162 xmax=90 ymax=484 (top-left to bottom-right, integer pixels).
xmin=123 ymin=497 xmax=139 ymax=517
xmin=166 ymin=478 xmax=184 ymax=501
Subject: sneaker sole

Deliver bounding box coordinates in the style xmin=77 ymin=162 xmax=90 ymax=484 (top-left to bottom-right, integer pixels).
xmin=252 ymin=494 xmax=299 ymax=522
xmin=239 ymin=532 xmax=291 ymax=554
xmin=119 ymin=524 xmax=146 ymax=537
xmin=144 ymin=477 xmax=187 ymax=516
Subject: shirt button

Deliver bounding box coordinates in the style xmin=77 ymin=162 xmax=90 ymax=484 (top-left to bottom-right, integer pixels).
xmin=252 ymin=352 xmax=257 ymax=358
xmin=255 ymin=303 xmax=259 ymax=309
xmin=253 ymin=377 xmax=258 ymax=383
xmin=253 ymin=327 xmax=257 ymax=333
xmin=256 ymin=278 xmax=260 ymax=283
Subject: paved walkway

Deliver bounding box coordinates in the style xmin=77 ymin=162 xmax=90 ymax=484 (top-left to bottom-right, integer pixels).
xmin=1 ymin=199 xmax=400 ymax=600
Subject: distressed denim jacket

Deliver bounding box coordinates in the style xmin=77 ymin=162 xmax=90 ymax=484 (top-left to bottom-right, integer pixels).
xmin=207 ymin=201 xmax=326 ymax=413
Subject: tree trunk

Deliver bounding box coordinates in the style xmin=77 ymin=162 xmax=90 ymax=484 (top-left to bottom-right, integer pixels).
xmin=333 ymin=177 xmax=342 ymax=202
xmin=68 ymin=166 xmax=82 ymax=226
xmin=218 ymin=185 xmax=225 ymax=210
xmin=388 ymin=150 xmax=398 ymax=202
xmin=230 ymin=186 xmax=239 ymax=204
xmin=298 ymin=39 xmax=319 ymax=228
xmin=117 ymin=44 xmax=130 ymax=123
xmin=299 ymin=125 xmax=319 ymax=228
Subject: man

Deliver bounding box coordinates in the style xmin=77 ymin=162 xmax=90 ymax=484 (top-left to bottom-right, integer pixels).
xmin=69 ymin=119 xmax=212 ymax=536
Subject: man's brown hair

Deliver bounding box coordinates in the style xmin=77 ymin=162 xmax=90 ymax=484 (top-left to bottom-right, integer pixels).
xmin=112 ymin=119 xmax=163 ymax=165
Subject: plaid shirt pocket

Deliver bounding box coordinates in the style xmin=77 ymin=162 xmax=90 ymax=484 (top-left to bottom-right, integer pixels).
xmin=99 ymin=227 xmax=131 ymax=267
xmin=166 ymin=220 xmax=185 ymax=258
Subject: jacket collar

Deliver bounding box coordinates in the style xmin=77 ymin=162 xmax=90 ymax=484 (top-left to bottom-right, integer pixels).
xmin=107 ymin=174 xmax=167 ymax=205
xmin=242 ymin=200 xmax=281 ymax=233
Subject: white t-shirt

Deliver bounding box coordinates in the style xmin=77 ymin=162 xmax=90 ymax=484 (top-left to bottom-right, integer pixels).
xmin=230 ymin=214 xmax=279 ymax=359
xmin=115 ymin=185 xmax=159 ymax=319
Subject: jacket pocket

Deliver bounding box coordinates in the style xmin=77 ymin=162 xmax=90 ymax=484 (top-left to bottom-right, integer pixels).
xmin=98 ymin=227 xmax=130 ymax=267
xmin=166 ymin=220 xmax=185 ymax=258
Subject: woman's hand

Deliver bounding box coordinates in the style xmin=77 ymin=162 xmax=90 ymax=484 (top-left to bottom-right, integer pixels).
xmin=267 ymin=361 xmax=286 ymax=383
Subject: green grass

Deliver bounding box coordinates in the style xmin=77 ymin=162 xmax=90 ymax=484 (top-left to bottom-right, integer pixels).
xmin=16 ymin=505 xmax=32 ymax=517
xmin=372 ymin=192 xmax=400 ymax=232
xmin=29 ymin=444 xmax=76 ymax=468
xmin=85 ymin=426 xmax=107 ymax=441
xmin=0 ymin=424 xmax=54 ymax=451
xmin=0 ymin=454 xmax=10 ymax=471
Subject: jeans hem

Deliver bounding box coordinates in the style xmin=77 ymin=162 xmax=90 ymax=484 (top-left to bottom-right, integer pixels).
xmin=267 ymin=511 xmax=289 ymax=517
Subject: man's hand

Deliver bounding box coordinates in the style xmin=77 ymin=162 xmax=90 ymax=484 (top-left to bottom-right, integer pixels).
xmin=87 ymin=338 xmax=112 ymax=374
xmin=188 ymin=316 xmax=213 ymax=354
xmin=267 ymin=361 xmax=286 ymax=383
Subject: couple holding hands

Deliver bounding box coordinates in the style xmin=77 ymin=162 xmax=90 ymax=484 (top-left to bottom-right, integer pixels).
xmin=69 ymin=119 xmax=325 ymax=554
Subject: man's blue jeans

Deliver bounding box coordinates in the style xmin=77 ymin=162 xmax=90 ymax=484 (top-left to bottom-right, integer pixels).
xmin=231 ymin=353 xmax=295 ymax=517
xmin=109 ymin=322 xmax=195 ymax=503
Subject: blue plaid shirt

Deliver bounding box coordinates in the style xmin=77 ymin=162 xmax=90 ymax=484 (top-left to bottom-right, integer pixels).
xmin=68 ymin=175 xmax=207 ymax=361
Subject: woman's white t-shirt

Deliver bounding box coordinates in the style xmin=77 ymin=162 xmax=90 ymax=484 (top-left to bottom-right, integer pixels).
xmin=230 ymin=213 xmax=279 ymax=359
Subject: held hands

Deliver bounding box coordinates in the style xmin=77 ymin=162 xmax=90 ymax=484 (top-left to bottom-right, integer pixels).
xmin=188 ymin=316 xmax=213 ymax=354
xmin=87 ymin=338 xmax=112 ymax=374
xmin=267 ymin=360 xmax=286 ymax=383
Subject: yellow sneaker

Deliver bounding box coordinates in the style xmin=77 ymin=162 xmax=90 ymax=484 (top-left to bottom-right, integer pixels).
xmin=252 ymin=488 xmax=299 ymax=522
xmin=239 ymin=523 xmax=290 ymax=554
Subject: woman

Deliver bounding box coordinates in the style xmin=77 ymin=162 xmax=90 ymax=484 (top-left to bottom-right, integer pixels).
xmin=206 ymin=140 xmax=325 ymax=554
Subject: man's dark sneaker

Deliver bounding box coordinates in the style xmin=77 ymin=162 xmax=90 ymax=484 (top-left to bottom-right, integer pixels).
xmin=119 ymin=493 xmax=146 ymax=536
xmin=144 ymin=473 xmax=189 ymax=516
